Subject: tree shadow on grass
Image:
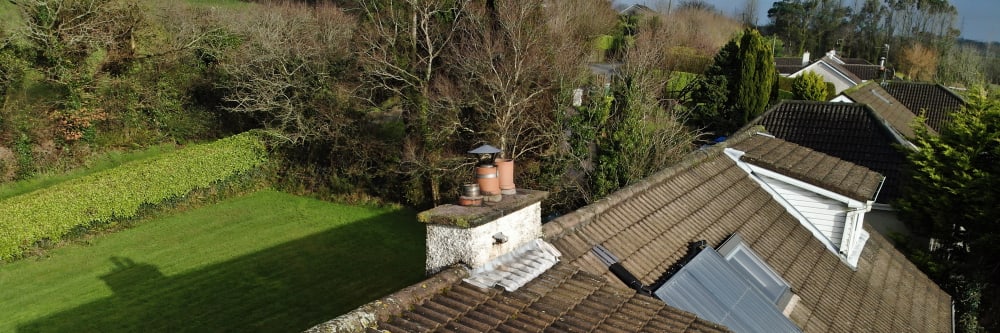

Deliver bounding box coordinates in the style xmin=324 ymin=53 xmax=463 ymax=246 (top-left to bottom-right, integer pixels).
xmin=18 ymin=210 xmax=426 ymax=333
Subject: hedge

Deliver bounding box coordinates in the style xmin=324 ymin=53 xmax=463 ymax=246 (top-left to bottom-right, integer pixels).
xmin=0 ymin=132 xmax=268 ymax=260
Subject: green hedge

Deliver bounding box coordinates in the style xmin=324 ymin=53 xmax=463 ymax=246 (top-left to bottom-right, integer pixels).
xmin=0 ymin=132 xmax=268 ymax=260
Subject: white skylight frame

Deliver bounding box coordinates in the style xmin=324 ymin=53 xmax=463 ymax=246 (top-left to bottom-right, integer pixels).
xmin=718 ymin=232 xmax=794 ymax=309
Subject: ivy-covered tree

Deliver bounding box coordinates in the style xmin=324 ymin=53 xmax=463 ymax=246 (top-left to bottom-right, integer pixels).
xmin=896 ymin=87 xmax=999 ymax=333
xmin=689 ymin=28 xmax=774 ymax=135
xmin=791 ymin=71 xmax=827 ymax=101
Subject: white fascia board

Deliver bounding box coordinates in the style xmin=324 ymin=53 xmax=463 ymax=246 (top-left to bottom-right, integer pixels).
xmin=725 ymin=148 xmax=841 ymax=256
xmin=744 ymin=164 xmax=867 ymax=209
xmin=792 ymin=61 xmax=858 ymax=87
xmin=725 ymin=148 xmax=873 ymax=269
xmin=830 ymin=95 xmax=854 ymax=103
xmin=816 ymin=62 xmax=859 ymax=86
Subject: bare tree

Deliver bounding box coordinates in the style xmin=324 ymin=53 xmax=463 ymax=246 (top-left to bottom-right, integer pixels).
xmin=900 ymin=42 xmax=939 ymax=81
xmin=216 ymin=2 xmax=356 ymax=144
xmin=456 ymin=0 xmax=558 ymax=160
xmin=738 ymin=0 xmax=760 ymax=27
xmin=11 ymin=0 xmax=143 ymax=84
xmin=355 ymin=0 xmax=468 ymax=205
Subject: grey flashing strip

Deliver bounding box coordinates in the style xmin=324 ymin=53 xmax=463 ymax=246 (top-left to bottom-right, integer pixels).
xmin=591 ymin=244 xmax=619 ymax=268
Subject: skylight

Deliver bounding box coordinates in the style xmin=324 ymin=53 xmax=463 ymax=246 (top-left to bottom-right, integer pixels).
xmin=653 ymin=243 xmax=801 ymax=333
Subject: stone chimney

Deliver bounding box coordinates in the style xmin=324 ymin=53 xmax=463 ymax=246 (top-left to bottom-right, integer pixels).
xmin=802 ymin=51 xmax=811 ymax=66
xmin=418 ymin=189 xmax=548 ymax=275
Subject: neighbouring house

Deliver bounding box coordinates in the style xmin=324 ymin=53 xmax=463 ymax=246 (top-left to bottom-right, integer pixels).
xmin=878 ymin=81 xmax=966 ymax=132
xmin=831 ymin=81 xmax=928 ymax=139
xmin=779 ymin=51 xmax=893 ymax=95
xmin=307 ymin=131 xmax=951 ymax=333
xmin=750 ymin=100 xmax=920 ymax=238
xmin=752 ymin=101 xmax=909 ymax=205
xmin=833 ymin=80 xmax=967 ymax=137
xmin=619 ymin=3 xmax=655 ymax=17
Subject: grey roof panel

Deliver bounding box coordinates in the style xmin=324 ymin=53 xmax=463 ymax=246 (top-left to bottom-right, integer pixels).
xmin=654 ymin=247 xmax=801 ymax=333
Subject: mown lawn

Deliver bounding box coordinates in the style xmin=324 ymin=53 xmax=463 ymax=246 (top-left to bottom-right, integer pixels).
xmin=0 ymin=189 xmax=426 ymax=333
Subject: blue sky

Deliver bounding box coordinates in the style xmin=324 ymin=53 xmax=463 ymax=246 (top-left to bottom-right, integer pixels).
xmin=617 ymin=0 xmax=998 ymax=43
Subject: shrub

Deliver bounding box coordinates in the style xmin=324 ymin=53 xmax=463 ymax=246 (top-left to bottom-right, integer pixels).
xmin=0 ymin=131 xmax=268 ymax=260
xmin=792 ymin=71 xmax=828 ymax=101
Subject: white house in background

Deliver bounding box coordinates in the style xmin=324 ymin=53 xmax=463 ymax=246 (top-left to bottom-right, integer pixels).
xmin=786 ymin=50 xmax=865 ymax=95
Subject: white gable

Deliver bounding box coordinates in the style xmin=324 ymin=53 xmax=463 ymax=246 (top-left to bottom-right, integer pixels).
xmin=725 ymin=148 xmax=871 ymax=269
xmin=757 ymin=174 xmax=849 ymax=247
xmin=830 ymin=94 xmax=854 ymax=103
xmin=789 ymin=60 xmax=859 ymax=94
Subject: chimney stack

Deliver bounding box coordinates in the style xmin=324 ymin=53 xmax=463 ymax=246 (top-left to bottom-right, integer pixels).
xmin=418 ymin=190 xmax=548 ymax=275
xmin=802 ymin=51 xmax=811 ymax=66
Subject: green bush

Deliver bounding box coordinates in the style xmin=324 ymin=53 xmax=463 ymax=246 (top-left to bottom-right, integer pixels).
xmin=792 ymin=71 xmax=828 ymax=101
xmin=0 ymin=131 xmax=268 ymax=260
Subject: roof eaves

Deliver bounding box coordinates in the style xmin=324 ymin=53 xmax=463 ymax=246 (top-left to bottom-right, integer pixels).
xmin=305 ymin=266 xmax=468 ymax=333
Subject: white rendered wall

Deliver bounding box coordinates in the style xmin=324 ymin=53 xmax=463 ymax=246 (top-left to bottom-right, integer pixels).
xmin=425 ymin=202 xmax=542 ymax=274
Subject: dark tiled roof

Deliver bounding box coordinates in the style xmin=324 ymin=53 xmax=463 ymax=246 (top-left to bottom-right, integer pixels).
xmin=839 ymin=57 xmax=872 ymax=65
xmin=844 ymin=81 xmax=929 ymax=138
xmin=776 ymin=57 xmax=806 ymax=75
xmin=310 ymin=264 xmax=730 ymax=333
xmin=731 ymin=135 xmax=884 ymax=202
xmin=751 ymin=101 xmax=907 ymax=203
xmin=882 ymin=81 xmax=965 ymax=132
xmin=542 ymin=134 xmax=952 ymax=332
xmin=841 ymin=64 xmax=891 ymax=81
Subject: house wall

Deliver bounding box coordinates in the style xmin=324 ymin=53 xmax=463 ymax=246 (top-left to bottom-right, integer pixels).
xmin=425 ymin=202 xmax=542 ymax=274
xmin=790 ymin=63 xmax=856 ymax=94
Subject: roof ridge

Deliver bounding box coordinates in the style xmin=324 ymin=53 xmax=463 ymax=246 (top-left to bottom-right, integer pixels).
xmin=542 ymin=126 xmax=764 ymax=242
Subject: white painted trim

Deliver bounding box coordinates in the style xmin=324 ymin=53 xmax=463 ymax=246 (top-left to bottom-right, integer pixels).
xmin=744 ymin=164 xmax=867 ymax=209
xmin=790 ymin=60 xmax=858 ymax=86
xmin=725 ymin=148 xmax=841 ymax=256
xmin=830 ymin=95 xmax=855 ymax=103
xmin=725 ymin=148 xmax=872 ymax=269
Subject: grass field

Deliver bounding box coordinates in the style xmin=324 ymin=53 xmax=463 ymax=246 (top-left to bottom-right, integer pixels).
xmin=0 ymin=189 xmax=426 ymax=333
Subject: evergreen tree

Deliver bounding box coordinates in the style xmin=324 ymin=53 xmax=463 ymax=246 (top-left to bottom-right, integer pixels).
xmin=734 ymin=29 xmax=775 ymax=124
xmin=896 ymin=87 xmax=999 ymax=332
xmin=791 ymin=71 xmax=828 ymax=101
xmin=689 ymin=29 xmax=774 ymax=134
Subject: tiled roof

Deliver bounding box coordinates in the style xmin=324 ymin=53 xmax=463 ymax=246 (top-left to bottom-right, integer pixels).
xmin=731 ymin=135 xmax=884 ymax=202
xmin=751 ymin=101 xmax=907 ymax=203
xmin=776 ymin=57 xmax=806 ymax=75
xmin=839 ymin=57 xmax=872 ymax=65
xmin=311 ymin=263 xmax=730 ymax=333
xmin=841 ymin=64 xmax=891 ymax=81
xmin=844 ymin=81 xmax=929 ymax=138
xmin=882 ymin=81 xmax=965 ymax=132
xmin=542 ymin=133 xmax=952 ymax=332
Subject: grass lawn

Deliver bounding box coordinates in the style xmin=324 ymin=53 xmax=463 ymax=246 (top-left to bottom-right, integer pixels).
xmin=0 ymin=189 xmax=425 ymax=333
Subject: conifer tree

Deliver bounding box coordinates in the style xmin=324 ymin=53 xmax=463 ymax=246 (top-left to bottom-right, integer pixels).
xmin=791 ymin=71 xmax=828 ymax=101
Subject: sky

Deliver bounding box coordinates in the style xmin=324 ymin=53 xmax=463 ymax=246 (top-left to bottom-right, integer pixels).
xmin=617 ymin=0 xmax=999 ymax=43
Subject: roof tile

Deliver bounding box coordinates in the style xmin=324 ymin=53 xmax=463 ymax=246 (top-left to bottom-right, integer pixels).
xmin=751 ymin=101 xmax=904 ymax=202
xmin=882 ymin=81 xmax=965 ymax=132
